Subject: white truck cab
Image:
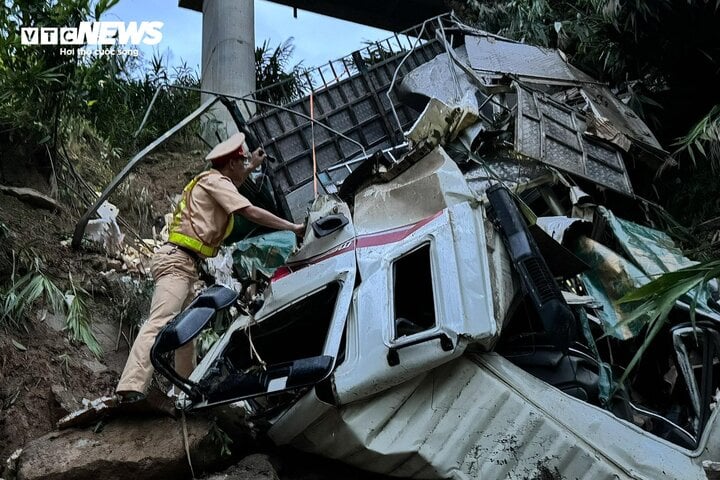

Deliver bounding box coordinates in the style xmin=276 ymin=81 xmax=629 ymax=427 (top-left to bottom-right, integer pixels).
xmin=151 ymin=145 xmax=720 ymax=479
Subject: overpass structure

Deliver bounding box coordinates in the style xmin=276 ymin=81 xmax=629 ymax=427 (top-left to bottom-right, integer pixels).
xmin=179 ymin=0 xmax=449 ymax=141
xmin=179 ymin=0 xmax=448 ymax=32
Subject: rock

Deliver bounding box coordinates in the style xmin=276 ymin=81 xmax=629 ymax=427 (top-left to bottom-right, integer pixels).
xmin=16 ymin=416 xmax=220 ymax=480
xmin=36 ymin=310 xmax=66 ymax=333
xmin=0 ymin=186 xmax=61 ymax=213
xmin=202 ymin=454 xmax=279 ymax=480
xmin=50 ymin=385 xmax=81 ymax=416
xmin=80 ymin=359 xmax=108 ymax=375
xmin=3 ymin=448 xmax=22 ymax=479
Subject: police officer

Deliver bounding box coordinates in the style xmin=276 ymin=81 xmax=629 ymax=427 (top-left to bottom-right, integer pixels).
xmin=116 ymin=132 xmax=303 ymax=401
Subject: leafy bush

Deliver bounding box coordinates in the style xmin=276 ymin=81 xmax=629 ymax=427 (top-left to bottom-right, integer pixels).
xmin=65 ymin=275 xmax=102 ymax=357
xmin=1 ymin=0 xmax=308 ymax=176
xmin=674 ymin=104 xmax=720 ymax=172
xmin=617 ymin=259 xmax=720 ymax=388
xmin=0 ymin=259 xmax=102 ymax=356
xmin=0 ymin=0 xmax=118 ymax=149
xmin=0 ymin=0 xmax=201 ymax=170
xmin=1 ymin=265 xmax=65 ymax=330
xmin=84 ymin=53 xmax=200 ymax=156
xmin=254 ymin=38 xmax=305 ymax=105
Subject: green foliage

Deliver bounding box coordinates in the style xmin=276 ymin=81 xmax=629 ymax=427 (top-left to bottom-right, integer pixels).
xmin=0 ymin=0 xmax=120 ymax=148
xmin=65 ymin=274 xmax=102 ymax=357
xmin=86 ymin=54 xmax=200 ymax=155
xmin=0 ymin=0 xmax=200 ymax=166
xmin=197 ymin=308 xmax=233 ymax=359
xmin=197 ymin=328 xmax=220 ymax=358
xmin=673 ymin=104 xmax=720 ymax=171
xmin=1 ymin=259 xmax=65 ymax=330
xmin=209 ymin=420 xmax=234 ymax=457
xmin=1 ymin=0 xmax=304 ymax=170
xmin=615 ymin=260 xmax=720 ymax=388
xmin=0 ymin=259 xmax=102 ymax=357
xmin=254 ymin=38 xmax=305 ymax=105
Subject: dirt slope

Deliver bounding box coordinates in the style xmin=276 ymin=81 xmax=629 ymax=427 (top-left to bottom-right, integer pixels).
xmin=0 ymin=144 xmax=206 ymax=459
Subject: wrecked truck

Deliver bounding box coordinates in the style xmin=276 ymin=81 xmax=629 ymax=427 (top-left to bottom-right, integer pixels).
xmin=77 ymin=14 xmax=720 ymax=480
xmin=151 ymin=145 xmax=720 ymax=479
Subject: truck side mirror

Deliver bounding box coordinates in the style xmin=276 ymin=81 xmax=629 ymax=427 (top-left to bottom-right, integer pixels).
xmin=151 ymin=285 xmax=239 ymax=401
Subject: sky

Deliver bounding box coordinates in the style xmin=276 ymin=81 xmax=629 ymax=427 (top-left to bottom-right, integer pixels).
xmin=105 ymin=0 xmax=392 ymax=72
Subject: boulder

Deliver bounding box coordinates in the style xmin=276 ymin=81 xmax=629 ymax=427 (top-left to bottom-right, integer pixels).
xmin=50 ymin=385 xmax=81 ymax=416
xmin=202 ymin=454 xmax=279 ymax=480
xmin=16 ymin=416 xmax=220 ymax=480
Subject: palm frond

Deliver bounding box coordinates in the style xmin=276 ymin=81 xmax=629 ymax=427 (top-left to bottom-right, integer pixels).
xmin=64 ymin=276 xmax=102 ymax=358
xmin=0 ymin=267 xmax=65 ymax=329
xmin=615 ymin=260 xmax=720 ymax=388
xmin=672 ymin=104 xmax=720 ymax=171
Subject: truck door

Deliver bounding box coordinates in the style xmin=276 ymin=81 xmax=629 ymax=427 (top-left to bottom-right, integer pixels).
xmin=333 ymin=201 xmax=497 ymax=404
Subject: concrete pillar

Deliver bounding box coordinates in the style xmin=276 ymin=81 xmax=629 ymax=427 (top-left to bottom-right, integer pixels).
xmin=200 ymin=0 xmax=256 ymax=143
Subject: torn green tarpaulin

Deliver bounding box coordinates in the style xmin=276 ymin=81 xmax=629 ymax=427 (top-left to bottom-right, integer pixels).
xmin=598 ymin=207 xmax=696 ymax=276
xmin=575 ymin=208 xmax=718 ymax=340
xmin=599 ymin=207 xmax=717 ymax=314
xmin=231 ymin=231 xmax=297 ymax=281
xmin=574 ymin=236 xmax=649 ymax=339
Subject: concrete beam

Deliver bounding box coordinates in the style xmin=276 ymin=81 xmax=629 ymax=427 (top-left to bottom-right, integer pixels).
xmin=180 ymin=0 xmax=448 ymax=32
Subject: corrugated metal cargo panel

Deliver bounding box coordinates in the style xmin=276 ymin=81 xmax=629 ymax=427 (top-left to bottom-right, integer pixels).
xmin=515 ymin=85 xmax=634 ymax=195
xmin=247 ymin=40 xmax=444 ymax=202
xmin=283 ymin=355 xmax=706 ymax=479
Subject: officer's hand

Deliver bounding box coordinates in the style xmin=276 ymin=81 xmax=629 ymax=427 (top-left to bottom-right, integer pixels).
xmin=251 ymin=148 xmax=266 ymax=167
xmin=292 ymin=223 xmax=305 ymax=237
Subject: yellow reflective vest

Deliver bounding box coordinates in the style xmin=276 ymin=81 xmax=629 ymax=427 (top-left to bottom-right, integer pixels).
xmin=167 ymin=172 xmax=234 ymax=258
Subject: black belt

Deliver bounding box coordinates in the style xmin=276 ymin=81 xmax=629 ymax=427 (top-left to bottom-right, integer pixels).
xmin=166 ymin=242 xmax=201 ymax=262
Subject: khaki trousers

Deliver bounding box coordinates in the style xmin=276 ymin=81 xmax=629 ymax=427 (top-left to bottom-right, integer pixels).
xmin=116 ymin=244 xmax=198 ymax=394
